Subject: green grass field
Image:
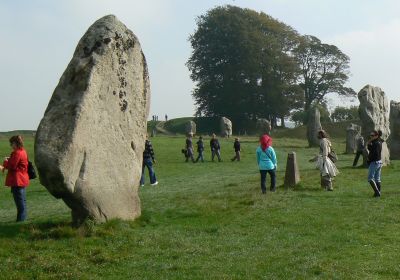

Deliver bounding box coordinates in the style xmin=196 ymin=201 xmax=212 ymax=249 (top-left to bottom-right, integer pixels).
xmin=0 ymin=134 xmax=399 ymax=279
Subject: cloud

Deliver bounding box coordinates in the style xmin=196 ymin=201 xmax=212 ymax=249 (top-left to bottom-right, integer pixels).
xmin=324 ymin=19 xmax=400 ymax=103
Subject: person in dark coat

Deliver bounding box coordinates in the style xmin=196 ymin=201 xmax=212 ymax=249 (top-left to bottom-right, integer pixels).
xmin=210 ymin=133 xmax=221 ymax=162
xmin=366 ymin=130 xmax=382 ymax=197
xmin=231 ymin=138 xmax=241 ymax=161
xmin=0 ymin=135 xmax=30 ymax=222
xmin=140 ymin=135 xmax=158 ymax=187
xmin=353 ymin=134 xmax=365 ymax=167
xmin=195 ymin=136 xmax=205 ymax=163
xmin=185 ymin=133 xmax=195 ymax=163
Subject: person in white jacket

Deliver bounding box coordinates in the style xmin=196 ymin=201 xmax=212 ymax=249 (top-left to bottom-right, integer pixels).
xmin=316 ymin=130 xmax=338 ymax=191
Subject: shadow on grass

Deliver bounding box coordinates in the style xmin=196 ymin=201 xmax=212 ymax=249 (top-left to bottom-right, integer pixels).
xmin=0 ymin=219 xmax=72 ymax=239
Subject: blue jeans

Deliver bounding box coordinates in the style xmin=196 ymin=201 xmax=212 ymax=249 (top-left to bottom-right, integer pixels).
xmin=368 ymin=160 xmax=382 ymax=183
xmin=260 ymin=169 xmax=276 ymax=193
xmin=211 ymin=149 xmax=221 ymax=161
xmin=11 ymin=187 xmax=27 ymax=222
xmin=195 ymin=151 xmax=204 ymax=162
xmin=140 ymin=158 xmax=157 ymax=185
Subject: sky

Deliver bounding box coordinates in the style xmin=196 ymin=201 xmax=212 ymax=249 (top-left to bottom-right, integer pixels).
xmin=0 ymin=0 xmax=400 ymax=131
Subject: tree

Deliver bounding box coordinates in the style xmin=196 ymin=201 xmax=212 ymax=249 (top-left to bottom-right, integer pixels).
xmin=331 ymin=106 xmax=359 ymax=122
xmin=187 ymin=5 xmax=302 ymax=129
xmin=293 ymin=35 xmax=356 ymax=112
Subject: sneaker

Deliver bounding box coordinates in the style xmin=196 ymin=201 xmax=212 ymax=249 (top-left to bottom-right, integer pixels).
xmin=140 ymin=184 xmax=144 ymax=187
xmin=151 ymin=181 xmax=159 ymax=186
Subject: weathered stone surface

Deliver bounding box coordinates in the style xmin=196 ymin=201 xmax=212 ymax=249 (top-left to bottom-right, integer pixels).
xmin=358 ymin=85 xmax=390 ymax=165
xmin=185 ymin=121 xmax=196 ymax=135
xmin=346 ymin=123 xmax=361 ymax=154
xmin=256 ymin=118 xmax=271 ymax=135
xmin=284 ymin=152 xmax=300 ymax=188
xmin=34 ymin=15 xmax=150 ymax=225
xmin=307 ymin=107 xmax=322 ymax=147
xmin=388 ymin=101 xmax=400 ymax=159
xmin=220 ymin=117 xmax=232 ymax=137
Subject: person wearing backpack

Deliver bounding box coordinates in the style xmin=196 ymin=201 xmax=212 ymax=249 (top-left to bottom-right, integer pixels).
xmin=140 ymin=135 xmax=158 ymax=187
xmin=0 ymin=135 xmax=30 ymax=222
xmin=256 ymin=135 xmax=277 ymax=194
xmin=185 ymin=133 xmax=195 ymax=163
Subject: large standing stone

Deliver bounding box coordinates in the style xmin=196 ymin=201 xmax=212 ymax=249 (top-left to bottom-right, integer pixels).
xmin=307 ymin=107 xmax=322 ymax=147
xmin=185 ymin=121 xmax=196 ymax=135
xmin=284 ymin=152 xmax=300 ymax=189
xmin=358 ymin=85 xmax=390 ymax=166
xmin=346 ymin=123 xmax=361 ymax=154
xmin=34 ymin=15 xmax=150 ymax=225
xmin=256 ymin=118 xmax=272 ymax=135
xmin=388 ymin=101 xmax=400 ymax=159
xmin=220 ymin=117 xmax=232 ymax=137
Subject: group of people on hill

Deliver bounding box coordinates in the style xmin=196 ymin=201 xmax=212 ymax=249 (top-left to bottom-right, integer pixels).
xmin=0 ymin=127 xmax=385 ymax=222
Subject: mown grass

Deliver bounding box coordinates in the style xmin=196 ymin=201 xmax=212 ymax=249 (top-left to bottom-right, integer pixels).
xmin=0 ymin=135 xmax=399 ymax=279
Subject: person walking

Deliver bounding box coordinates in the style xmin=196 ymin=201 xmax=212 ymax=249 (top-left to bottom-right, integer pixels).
xmin=0 ymin=135 xmax=30 ymax=222
xmin=140 ymin=135 xmax=158 ymax=187
xmin=210 ymin=133 xmax=222 ymax=162
xmin=185 ymin=133 xmax=195 ymax=163
xmin=353 ymin=134 xmax=365 ymax=167
xmin=256 ymin=135 xmax=277 ymax=194
xmin=366 ymin=130 xmax=382 ymax=197
xmin=165 ymin=114 xmax=168 ymax=122
xmin=195 ymin=136 xmax=205 ymax=163
xmin=316 ymin=130 xmax=338 ymax=191
xmin=231 ymin=138 xmax=241 ymax=161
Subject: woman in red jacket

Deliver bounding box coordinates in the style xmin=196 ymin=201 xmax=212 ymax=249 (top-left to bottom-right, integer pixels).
xmin=0 ymin=135 xmax=30 ymax=222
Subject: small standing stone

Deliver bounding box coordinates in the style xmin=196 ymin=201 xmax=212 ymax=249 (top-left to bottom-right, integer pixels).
xmin=220 ymin=117 xmax=233 ymax=138
xmin=256 ymin=118 xmax=272 ymax=135
xmin=388 ymin=101 xmax=400 ymax=159
xmin=307 ymin=107 xmax=322 ymax=147
xmin=185 ymin=121 xmax=196 ymax=135
xmin=284 ymin=152 xmax=300 ymax=189
xmin=346 ymin=123 xmax=361 ymax=154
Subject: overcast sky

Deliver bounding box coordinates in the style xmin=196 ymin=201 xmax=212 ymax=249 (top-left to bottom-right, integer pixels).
xmin=1 ymin=0 xmax=399 ymax=131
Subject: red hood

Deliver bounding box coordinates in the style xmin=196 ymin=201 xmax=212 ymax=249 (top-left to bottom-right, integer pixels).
xmin=260 ymin=134 xmax=272 ymax=151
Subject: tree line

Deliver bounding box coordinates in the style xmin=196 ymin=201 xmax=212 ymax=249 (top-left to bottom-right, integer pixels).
xmin=187 ymin=5 xmax=356 ymax=129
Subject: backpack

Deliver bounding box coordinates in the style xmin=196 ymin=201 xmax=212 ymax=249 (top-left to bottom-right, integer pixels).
xmin=28 ymin=161 xmax=37 ymax=180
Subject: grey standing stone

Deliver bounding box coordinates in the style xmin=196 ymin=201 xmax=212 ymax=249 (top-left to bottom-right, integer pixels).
xmin=256 ymin=118 xmax=272 ymax=135
xmin=34 ymin=15 xmax=150 ymax=226
xmin=346 ymin=123 xmax=361 ymax=154
xmin=220 ymin=117 xmax=232 ymax=137
xmin=358 ymin=85 xmax=390 ymax=166
xmin=388 ymin=101 xmax=400 ymax=159
xmin=307 ymin=107 xmax=322 ymax=147
xmin=185 ymin=121 xmax=196 ymax=135
xmin=284 ymin=152 xmax=300 ymax=188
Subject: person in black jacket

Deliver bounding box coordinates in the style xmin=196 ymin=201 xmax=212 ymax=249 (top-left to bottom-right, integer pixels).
xmin=195 ymin=136 xmax=205 ymax=163
xmin=231 ymin=138 xmax=241 ymax=161
xmin=140 ymin=135 xmax=158 ymax=187
xmin=185 ymin=133 xmax=195 ymax=163
xmin=367 ymin=130 xmax=382 ymax=197
xmin=210 ymin=133 xmax=221 ymax=162
xmin=352 ymin=134 xmax=365 ymax=167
